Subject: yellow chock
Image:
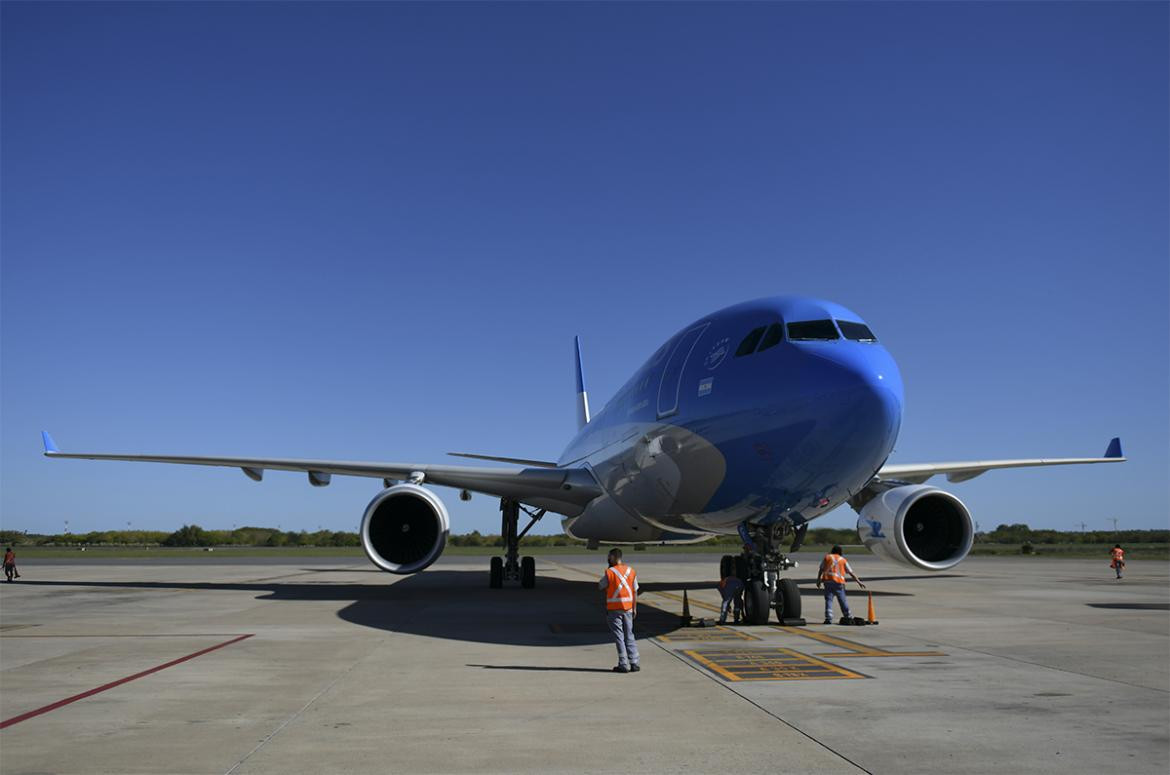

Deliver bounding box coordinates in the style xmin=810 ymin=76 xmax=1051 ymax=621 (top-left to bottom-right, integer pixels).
xmin=866 ymin=591 xmax=879 ymax=625
xmin=680 ymin=589 xmax=693 ymax=626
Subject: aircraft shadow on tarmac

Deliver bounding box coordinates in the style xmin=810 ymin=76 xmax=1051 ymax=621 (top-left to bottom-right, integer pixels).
xmin=14 ymin=567 xmax=930 ymax=646
xmin=12 ymin=572 xmax=680 ymax=647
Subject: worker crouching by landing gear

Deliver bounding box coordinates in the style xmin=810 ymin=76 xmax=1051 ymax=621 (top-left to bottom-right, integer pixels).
xmin=718 ymin=569 xmax=743 ymax=625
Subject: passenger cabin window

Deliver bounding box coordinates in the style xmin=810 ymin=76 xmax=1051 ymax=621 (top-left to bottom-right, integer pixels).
xmin=735 ymin=326 xmax=766 ymax=356
xmin=787 ymin=320 xmax=840 ymax=341
xmin=757 ymin=323 xmax=784 ymax=352
xmin=838 ymin=321 xmax=877 ymax=342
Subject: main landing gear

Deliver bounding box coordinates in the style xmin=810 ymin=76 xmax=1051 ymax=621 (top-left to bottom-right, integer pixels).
xmin=720 ymin=523 xmax=805 ymax=626
xmin=489 ymin=498 xmax=545 ymax=589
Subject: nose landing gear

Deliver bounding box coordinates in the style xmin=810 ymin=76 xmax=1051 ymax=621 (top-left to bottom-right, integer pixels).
xmin=726 ymin=524 xmax=806 ymax=625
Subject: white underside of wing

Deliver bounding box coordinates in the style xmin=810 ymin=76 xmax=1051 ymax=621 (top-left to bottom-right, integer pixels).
xmin=878 ymin=456 xmax=1126 ymax=484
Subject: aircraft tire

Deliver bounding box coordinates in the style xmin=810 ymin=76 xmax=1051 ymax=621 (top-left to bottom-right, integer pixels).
xmin=743 ymin=580 xmax=770 ymax=625
xmin=520 ymin=556 xmax=536 ymax=589
xmin=719 ymin=554 xmax=734 ymax=579
xmin=489 ymin=556 xmax=503 ymax=588
xmin=775 ymin=577 xmax=802 ymax=621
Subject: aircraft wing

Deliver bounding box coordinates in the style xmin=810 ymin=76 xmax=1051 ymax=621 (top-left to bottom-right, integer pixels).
xmin=40 ymin=432 xmax=601 ymax=516
xmin=875 ymin=437 xmax=1125 ymax=484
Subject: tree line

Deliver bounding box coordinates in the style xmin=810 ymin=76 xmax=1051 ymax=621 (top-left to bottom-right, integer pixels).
xmin=0 ymin=523 xmax=1164 ymax=548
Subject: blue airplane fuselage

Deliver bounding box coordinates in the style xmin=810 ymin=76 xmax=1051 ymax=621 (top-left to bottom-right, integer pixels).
xmin=557 ymin=296 xmax=904 ymax=541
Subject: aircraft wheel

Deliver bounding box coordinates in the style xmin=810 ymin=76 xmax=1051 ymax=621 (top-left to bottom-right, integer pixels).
xmin=775 ymin=577 xmax=802 ymax=622
xmin=489 ymin=556 xmax=503 ymax=588
xmin=520 ymin=556 xmax=536 ymax=589
xmin=743 ymin=580 xmax=770 ymax=625
xmin=719 ymin=554 xmax=734 ymax=579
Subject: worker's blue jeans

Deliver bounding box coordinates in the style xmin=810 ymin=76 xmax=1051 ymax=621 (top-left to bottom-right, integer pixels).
xmin=823 ymin=582 xmax=851 ymax=620
xmin=607 ymin=610 xmax=639 ymax=668
xmin=719 ymin=578 xmax=743 ymax=623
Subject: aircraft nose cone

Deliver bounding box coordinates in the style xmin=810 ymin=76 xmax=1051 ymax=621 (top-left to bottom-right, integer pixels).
xmin=804 ymin=344 xmax=904 ymax=459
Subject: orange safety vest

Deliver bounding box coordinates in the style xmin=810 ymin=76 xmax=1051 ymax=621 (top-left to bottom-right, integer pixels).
xmin=1110 ymin=548 xmax=1125 ymax=567
xmin=3 ymin=551 xmax=13 ymax=565
xmin=821 ymin=554 xmax=847 ymax=584
xmin=605 ymin=563 xmax=637 ymax=611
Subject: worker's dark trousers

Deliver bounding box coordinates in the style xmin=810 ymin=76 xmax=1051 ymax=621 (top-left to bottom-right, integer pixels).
xmin=606 ymin=610 xmax=639 ymax=667
xmin=823 ymin=581 xmax=851 ymax=620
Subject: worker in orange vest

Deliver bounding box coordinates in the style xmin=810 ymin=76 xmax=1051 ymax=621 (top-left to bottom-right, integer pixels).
xmin=816 ymin=545 xmax=865 ymax=624
xmin=599 ymin=548 xmax=640 ymax=673
xmin=1110 ymin=544 xmax=1126 ymax=580
xmin=3 ymin=547 xmax=18 ymax=582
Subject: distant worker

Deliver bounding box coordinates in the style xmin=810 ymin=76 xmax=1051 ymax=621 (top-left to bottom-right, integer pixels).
xmin=816 ymin=545 xmax=865 ymax=624
xmin=1110 ymin=544 xmax=1126 ymax=580
xmin=3 ymin=547 xmax=18 ymax=582
xmin=718 ymin=568 xmax=743 ymax=625
xmin=600 ymin=548 xmax=640 ymax=673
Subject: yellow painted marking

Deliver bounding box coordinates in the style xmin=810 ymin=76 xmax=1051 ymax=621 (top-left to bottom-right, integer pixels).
xmin=652 ymin=589 xmax=723 ymax=613
xmin=682 ymin=647 xmax=867 ymax=682
xmin=769 ymin=626 xmax=946 ymax=658
xmin=657 ymin=626 xmax=759 ymax=643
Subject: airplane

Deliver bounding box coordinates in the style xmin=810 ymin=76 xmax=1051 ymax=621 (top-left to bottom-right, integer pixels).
xmin=41 ymin=296 xmax=1125 ymax=625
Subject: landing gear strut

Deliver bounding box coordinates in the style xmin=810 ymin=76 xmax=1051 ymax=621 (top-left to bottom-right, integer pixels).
xmin=489 ymin=498 xmax=544 ymax=589
xmin=724 ymin=523 xmax=805 ymax=625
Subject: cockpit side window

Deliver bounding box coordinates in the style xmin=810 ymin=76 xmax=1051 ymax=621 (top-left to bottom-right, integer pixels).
xmin=787 ymin=320 xmax=840 ymax=341
xmin=735 ymin=326 xmax=766 ymax=356
xmin=757 ymin=323 xmax=784 ymax=352
xmin=838 ymin=321 xmax=877 ymax=342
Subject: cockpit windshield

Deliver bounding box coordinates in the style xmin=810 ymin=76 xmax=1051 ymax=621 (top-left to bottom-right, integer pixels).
xmin=786 ymin=320 xmax=840 ymax=341
xmin=837 ymin=321 xmax=877 ymax=342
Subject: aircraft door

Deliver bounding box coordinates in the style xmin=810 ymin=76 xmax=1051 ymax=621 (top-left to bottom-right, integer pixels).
xmin=656 ymin=323 xmax=710 ymax=419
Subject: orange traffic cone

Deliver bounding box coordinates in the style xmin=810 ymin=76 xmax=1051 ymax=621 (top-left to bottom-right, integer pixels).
xmin=866 ymin=591 xmax=879 ymax=625
xmin=681 ymin=590 xmax=693 ymax=627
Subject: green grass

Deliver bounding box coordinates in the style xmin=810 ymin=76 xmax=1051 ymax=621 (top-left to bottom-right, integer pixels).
xmin=9 ymin=542 xmax=1167 ymax=561
xmin=968 ymin=542 xmax=1169 ymax=559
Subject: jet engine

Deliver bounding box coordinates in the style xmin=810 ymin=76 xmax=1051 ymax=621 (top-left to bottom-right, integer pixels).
xmin=856 ymin=485 xmax=973 ymax=571
xmin=360 ymin=484 xmax=450 ymax=574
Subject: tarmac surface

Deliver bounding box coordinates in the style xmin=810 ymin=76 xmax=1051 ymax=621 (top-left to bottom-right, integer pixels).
xmin=1 ymin=552 xmax=1167 ymax=774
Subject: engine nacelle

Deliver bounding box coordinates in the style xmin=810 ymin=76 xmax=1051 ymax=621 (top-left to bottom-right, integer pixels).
xmin=360 ymin=484 xmax=449 ymax=574
xmin=857 ymin=485 xmax=974 ymax=571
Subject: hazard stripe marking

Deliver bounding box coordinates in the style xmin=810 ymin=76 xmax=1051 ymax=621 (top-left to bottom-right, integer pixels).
xmin=681 ymin=647 xmax=869 ymax=682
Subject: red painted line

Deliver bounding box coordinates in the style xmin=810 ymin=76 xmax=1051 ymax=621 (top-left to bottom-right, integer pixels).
xmin=0 ymin=634 xmax=253 ymax=730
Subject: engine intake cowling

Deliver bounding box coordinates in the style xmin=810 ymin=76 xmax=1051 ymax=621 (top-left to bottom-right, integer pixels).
xmin=361 ymin=484 xmax=449 ymax=574
xmin=856 ymin=485 xmax=973 ymax=571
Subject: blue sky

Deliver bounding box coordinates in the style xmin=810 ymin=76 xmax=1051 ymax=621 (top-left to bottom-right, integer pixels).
xmin=2 ymin=2 xmax=1166 ymax=536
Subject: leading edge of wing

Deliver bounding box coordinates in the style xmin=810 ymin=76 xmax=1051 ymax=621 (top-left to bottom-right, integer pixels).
xmin=41 ymin=432 xmax=601 ymax=513
xmin=877 ymin=437 xmax=1126 ymax=484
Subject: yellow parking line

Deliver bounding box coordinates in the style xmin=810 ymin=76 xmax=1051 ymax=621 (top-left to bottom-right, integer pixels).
xmin=681 ymin=647 xmax=868 ymax=681
xmin=771 ymin=626 xmax=945 ymax=657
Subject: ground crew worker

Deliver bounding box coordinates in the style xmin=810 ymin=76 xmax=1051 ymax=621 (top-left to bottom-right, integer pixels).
xmin=3 ymin=547 xmax=18 ymax=582
xmin=599 ymin=548 xmax=640 ymax=673
xmin=1110 ymin=544 xmax=1126 ymax=580
xmin=816 ymin=545 xmax=865 ymax=624
xmin=718 ymin=570 xmax=743 ymax=625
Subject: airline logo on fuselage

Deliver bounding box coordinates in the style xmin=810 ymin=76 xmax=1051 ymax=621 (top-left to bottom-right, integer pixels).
xmin=704 ymin=338 xmax=730 ymax=370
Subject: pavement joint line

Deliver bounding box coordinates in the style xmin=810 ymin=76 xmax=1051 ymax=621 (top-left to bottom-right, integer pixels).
xmin=0 ymin=633 xmax=255 ymax=639
xmin=906 ymin=636 xmax=1170 ymax=695
xmin=649 ymin=638 xmax=873 ymax=774
xmin=222 ymin=636 xmax=388 ymax=775
xmin=0 ymin=634 xmax=255 ymax=730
